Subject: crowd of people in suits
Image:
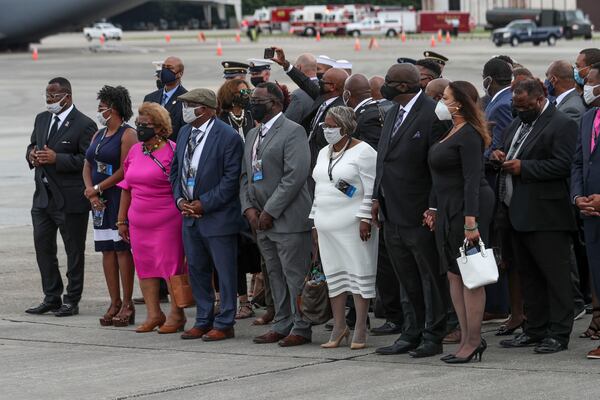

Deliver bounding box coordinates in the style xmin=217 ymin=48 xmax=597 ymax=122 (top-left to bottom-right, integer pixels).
xmin=24 ymin=44 xmax=600 ymax=361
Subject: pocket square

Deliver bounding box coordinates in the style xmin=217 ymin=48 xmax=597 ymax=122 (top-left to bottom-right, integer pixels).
xmin=412 ymin=131 xmax=422 ymax=139
xmin=61 ymin=140 xmax=71 ymax=144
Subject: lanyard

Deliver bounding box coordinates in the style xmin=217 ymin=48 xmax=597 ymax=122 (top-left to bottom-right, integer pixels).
xmin=94 ymin=128 xmax=108 ymax=156
xmin=252 ymin=125 xmax=267 ymax=162
xmin=327 ymin=137 xmax=351 ymax=181
xmin=143 ymin=140 xmax=175 ymax=176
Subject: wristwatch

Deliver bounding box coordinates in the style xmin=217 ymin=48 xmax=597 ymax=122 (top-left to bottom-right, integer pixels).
xmin=94 ymin=184 xmax=102 ymax=195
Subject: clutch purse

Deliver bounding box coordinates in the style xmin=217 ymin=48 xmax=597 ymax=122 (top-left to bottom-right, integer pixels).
xmin=456 ymin=239 xmax=499 ymax=289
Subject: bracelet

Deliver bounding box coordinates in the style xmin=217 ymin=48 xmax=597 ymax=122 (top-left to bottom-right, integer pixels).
xmin=464 ymin=223 xmax=478 ymax=231
xmin=115 ymin=220 xmax=128 ymax=226
xmin=360 ymin=218 xmax=371 ymax=224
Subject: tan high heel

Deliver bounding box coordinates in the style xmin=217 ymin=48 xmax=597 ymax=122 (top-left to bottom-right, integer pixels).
xmin=135 ymin=312 xmax=166 ymax=333
xmin=350 ymin=342 xmax=367 ymax=350
xmin=321 ymin=327 xmax=350 ymax=348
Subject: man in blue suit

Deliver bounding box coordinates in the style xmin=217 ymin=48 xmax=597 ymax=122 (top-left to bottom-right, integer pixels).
xmin=170 ymin=88 xmax=244 ymax=342
xmin=572 ymin=63 xmax=600 ymax=359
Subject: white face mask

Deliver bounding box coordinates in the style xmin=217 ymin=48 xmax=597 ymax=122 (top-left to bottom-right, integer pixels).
xmin=583 ymin=84 xmax=600 ymax=105
xmin=45 ymin=94 xmax=67 ymax=114
xmin=434 ymin=101 xmax=453 ymax=121
xmin=323 ymin=127 xmax=344 ymax=145
xmin=182 ymin=105 xmax=204 ymax=124
xmin=96 ymin=109 xmax=111 ymax=126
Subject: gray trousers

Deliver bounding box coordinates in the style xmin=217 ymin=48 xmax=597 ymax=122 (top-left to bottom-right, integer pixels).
xmin=256 ymin=230 xmax=312 ymax=339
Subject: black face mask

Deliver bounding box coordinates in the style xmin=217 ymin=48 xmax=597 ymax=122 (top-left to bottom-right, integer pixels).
xmin=233 ymin=95 xmax=250 ymax=109
xmin=517 ymin=108 xmax=540 ymax=124
xmin=160 ymin=67 xmax=178 ymax=85
xmin=156 ymin=78 xmax=164 ymax=90
xmin=249 ymin=102 xmax=270 ymax=123
xmin=319 ymin=80 xmax=330 ymax=96
xmin=316 ymin=72 xmax=324 ymax=81
xmin=380 ymin=83 xmax=419 ymax=101
xmin=250 ymin=76 xmax=265 ymax=87
xmin=137 ymin=126 xmax=157 ymax=142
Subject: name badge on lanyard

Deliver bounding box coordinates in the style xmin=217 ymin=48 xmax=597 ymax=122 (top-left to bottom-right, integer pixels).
xmin=252 ymin=159 xmax=263 ymax=182
xmin=187 ymin=168 xmax=196 ymax=194
xmin=96 ymin=161 xmax=113 ymax=176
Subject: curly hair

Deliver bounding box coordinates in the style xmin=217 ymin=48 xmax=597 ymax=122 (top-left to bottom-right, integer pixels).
xmin=138 ymin=102 xmax=172 ymax=137
xmin=97 ymin=85 xmax=133 ymax=121
xmin=217 ymin=78 xmax=250 ymax=112
xmin=326 ymin=106 xmax=357 ymax=136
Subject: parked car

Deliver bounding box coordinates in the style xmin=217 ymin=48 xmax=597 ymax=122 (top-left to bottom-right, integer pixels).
xmin=492 ymin=19 xmax=562 ymax=47
xmin=345 ymin=17 xmax=402 ymax=37
xmin=83 ymin=22 xmax=122 ymax=41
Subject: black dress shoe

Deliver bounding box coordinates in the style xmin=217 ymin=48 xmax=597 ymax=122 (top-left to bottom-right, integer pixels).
xmin=534 ymin=338 xmax=566 ymax=354
xmin=54 ymin=303 xmax=79 ymax=317
xmin=25 ymin=302 xmax=61 ymax=314
xmin=409 ymin=341 xmax=443 ymax=358
xmin=375 ymin=339 xmax=418 ymax=355
xmin=500 ymin=332 xmax=542 ymax=348
xmin=371 ymin=321 xmax=403 ymax=336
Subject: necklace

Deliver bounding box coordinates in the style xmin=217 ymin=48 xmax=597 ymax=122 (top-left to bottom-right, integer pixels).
xmin=229 ymin=110 xmax=245 ymax=128
xmin=143 ymin=137 xmax=164 ymax=154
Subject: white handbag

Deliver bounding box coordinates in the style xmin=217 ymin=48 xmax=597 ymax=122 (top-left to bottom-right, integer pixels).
xmin=456 ymin=239 xmax=499 ymax=289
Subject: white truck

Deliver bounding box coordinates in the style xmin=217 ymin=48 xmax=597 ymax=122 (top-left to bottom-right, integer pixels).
xmin=83 ymin=23 xmax=123 ymax=41
xmin=345 ymin=17 xmax=404 ymax=37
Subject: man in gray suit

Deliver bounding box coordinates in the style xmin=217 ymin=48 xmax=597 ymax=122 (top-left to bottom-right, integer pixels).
xmin=284 ymin=53 xmax=319 ymax=124
xmin=546 ymin=60 xmax=587 ymax=126
xmin=241 ymin=82 xmax=313 ymax=347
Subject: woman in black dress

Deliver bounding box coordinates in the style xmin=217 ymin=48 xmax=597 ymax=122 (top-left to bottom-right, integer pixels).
xmin=83 ymin=86 xmax=138 ymax=326
xmin=427 ymin=81 xmax=495 ymax=363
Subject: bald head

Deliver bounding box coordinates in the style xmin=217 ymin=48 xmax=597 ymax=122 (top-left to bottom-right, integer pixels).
xmin=343 ymin=74 xmax=371 ymax=108
xmin=387 ymin=64 xmax=420 ymax=85
xmin=425 ymin=78 xmax=451 ymax=102
xmin=546 ymin=59 xmax=575 ymax=96
xmin=322 ymin=68 xmax=349 ymax=98
xmin=295 ymin=53 xmax=317 ymax=78
xmin=163 ymin=56 xmax=184 ymax=73
xmin=369 ymin=76 xmax=385 ymax=100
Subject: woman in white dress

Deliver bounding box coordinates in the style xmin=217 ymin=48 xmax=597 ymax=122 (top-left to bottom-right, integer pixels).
xmin=310 ymin=106 xmax=378 ymax=350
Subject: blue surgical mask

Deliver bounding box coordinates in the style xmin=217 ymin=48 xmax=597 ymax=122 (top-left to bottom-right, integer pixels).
xmin=544 ymin=78 xmax=556 ymax=97
xmin=574 ymin=66 xmax=586 ymax=86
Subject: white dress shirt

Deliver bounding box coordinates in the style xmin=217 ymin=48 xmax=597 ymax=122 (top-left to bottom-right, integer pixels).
xmin=555 ymin=88 xmax=576 ymax=106
xmin=184 ymin=118 xmax=214 ymax=199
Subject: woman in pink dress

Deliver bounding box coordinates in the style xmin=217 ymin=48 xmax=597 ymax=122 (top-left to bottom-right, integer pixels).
xmin=117 ymin=102 xmax=186 ymax=333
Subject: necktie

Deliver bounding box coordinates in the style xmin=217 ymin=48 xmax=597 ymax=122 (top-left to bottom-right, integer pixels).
xmin=252 ymin=125 xmax=266 ymax=163
xmin=591 ymin=110 xmax=600 ymax=152
xmin=309 ymin=102 xmax=328 ymax=141
xmin=499 ymin=123 xmax=533 ymax=206
xmin=391 ymin=108 xmax=406 ymax=138
xmin=181 ymin=128 xmax=204 ymax=199
xmin=47 ymin=115 xmax=60 ymax=141
xmin=161 ymin=92 xmax=168 ymax=106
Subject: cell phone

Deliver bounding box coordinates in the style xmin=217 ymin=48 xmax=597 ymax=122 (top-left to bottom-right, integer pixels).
xmin=263 ymin=48 xmax=275 ymax=59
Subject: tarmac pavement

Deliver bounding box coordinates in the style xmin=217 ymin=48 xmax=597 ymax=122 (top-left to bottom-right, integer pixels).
xmin=1 ymin=32 xmax=600 ymax=399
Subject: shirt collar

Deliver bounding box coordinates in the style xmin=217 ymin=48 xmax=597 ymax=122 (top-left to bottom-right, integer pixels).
xmin=54 ymin=104 xmax=74 ymax=123
xmin=353 ymin=97 xmax=373 ymax=112
xmin=555 ymin=88 xmax=575 ymax=106
xmin=262 ymin=112 xmax=283 ymax=132
xmin=163 ymin=84 xmax=180 ymax=100
xmin=491 ymin=86 xmax=511 ymax=103
xmin=193 ymin=117 xmax=215 ymax=134
xmin=323 ymin=96 xmax=338 ymax=107
xmin=399 ymin=90 xmax=421 ymax=115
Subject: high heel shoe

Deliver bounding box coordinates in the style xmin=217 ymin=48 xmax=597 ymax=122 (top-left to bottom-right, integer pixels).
xmin=135 ymin=312 xmax=166 ymax=333
xmin=440 ymin=353 xmax=455 ymax=361
xmin=350 ymin=342 xmax=367 ymax=350
xmin=321 ymin=327 xmax=350 ymax=348
xmin=99 ymin=301 xmax=122 ymax=326
xmin=443 ymin=339 xmax=486 ymax=364
xmin=113 ymin=303 xmax=136 ymax=327
xmin=158 ymin=319 xmax=187 ymax=334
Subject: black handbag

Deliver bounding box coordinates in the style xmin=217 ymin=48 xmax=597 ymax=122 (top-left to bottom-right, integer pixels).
xmin=298 ymin=248 xmax=332 ymax=325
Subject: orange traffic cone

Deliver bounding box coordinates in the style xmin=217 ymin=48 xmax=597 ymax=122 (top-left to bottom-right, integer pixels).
xmin=401 ymin=31 xmax=407 ymax=43
xmin=354 ymin=37 xmax=361 ymax=51
xmin=32 ymin=47 xmax=38 ymax=61
xmin=99 ymin=34 xmax=105 ymax=46
xmin=235 ymin=32 xmax=241 ymax=43
xmin=446 ymin=31 xmax=451 ymax=44
xmin=316 ymin=30 xmax=321 ymax=41
xmin=216 ymin=40 xmax=223 ymax=56
xmin=430 ymin=34 xmax=436 ymax=47
xmin=165 ymin=34 xmax=171 ymax=43
xmin=437 ymin=29 xmax=443 ymax=42
xmin=368 ymin=37 xmax=379 ymax=50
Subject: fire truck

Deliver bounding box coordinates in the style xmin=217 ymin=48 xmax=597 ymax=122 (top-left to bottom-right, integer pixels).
xmin=243 ymin=6 xmax=300 ymax=33
xmin=289 ymin=4 xmax=372 ymax=36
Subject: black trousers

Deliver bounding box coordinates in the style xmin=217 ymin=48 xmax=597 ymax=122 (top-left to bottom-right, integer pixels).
xmin=374 ymin=234 xmax=404 ymax=324
xmin=384 ymin=223 xmax=447 ymax=344
xmin=31 ymin=196 xmax=88 ymax=305
xmin=511 ymin=230 xmax=574 ymax=346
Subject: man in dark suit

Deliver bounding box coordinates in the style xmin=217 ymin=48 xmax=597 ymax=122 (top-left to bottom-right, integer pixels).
xmin=572 ymin=63 xmax=600 ymax=358
xmin=369 ymin=76 xmax=394 ymax=113
xmin=143 ymin=56 xmax=187 ymax=141
xmin=495 ymin=79 xmax=577 ymax=354
xmin=546 ymin=60 xmax=587 ymax=126
xmin=26 ymin=77 xmax=96 ymax=317
xmin=371 ymin=64 xmax=448 ymax=358
xmin=284 ymin=53 xmax=319 ymax=124
xmin=170 ymin=89 xmax=244 ymax=341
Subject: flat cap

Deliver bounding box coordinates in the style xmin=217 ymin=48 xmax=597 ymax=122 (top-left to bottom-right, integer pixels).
xmin=222 ymin=61 xmax=249 ymax=79
xmin=423 ymin=51 xmax=449 ymax=65
xmin=178 ymin=88 xmax=218 ymax=109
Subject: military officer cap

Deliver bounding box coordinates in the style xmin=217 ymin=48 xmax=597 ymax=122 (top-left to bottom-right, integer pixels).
xmin=222 ymin=61 xmax=249 ymax=79
xmin=423 ymin=51 xmax=449 ymax=67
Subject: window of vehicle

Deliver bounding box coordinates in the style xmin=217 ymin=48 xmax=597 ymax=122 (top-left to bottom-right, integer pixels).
xmin=315 ymin=13 xmax=323 ymax=21
xmin=374 ymin=20 xmax=381 ymax=24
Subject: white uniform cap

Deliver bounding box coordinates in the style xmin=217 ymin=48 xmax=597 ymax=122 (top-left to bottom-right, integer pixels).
xmin=152 ymin=61 xmax=163 ymax=71
xmin=335 ymin=59 xmax=353 ymax=69
xmin=247 ymin=58 xmax=275 ymax=71
xmin=316 ymin=55 xmax=336 ymax=67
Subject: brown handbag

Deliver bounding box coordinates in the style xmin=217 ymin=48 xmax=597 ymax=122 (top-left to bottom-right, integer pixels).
xmin=298 ymin=247 xmax=332 ymax=325
xmin=170 ymin=273 xmax=195 ymax=308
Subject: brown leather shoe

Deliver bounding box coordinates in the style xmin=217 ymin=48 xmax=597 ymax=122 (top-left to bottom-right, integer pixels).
xmin=443 ymin=328 xmax=461 ymax=344
xmin=278 ymin=334 xmax=311 ymax=347
xmin=158 ymin=319 xmax=186 ymax=334
xmin=252 ymin=308 xmax=275 ymax=326
xmin=253 ymin=330 xmax=286 ymax=344
xmin=181 ymin=326 xmax=212 ymax=340
xmin=202 ymin=327 xmax=235 ymax=342
xmin=587 ymin=347 xmax=600 ymax=359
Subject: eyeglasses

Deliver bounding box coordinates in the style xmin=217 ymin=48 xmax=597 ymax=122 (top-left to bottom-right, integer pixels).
xmin=320 ymin=81 xmax=334 ymax=85
xmin=384 ymin=79 xmax=406 ymax=86
xmin=318 ymin=122 xmax=339 ymax=129
xmin=249 ymin=99 xmax=272 ymax=105
xmin=97 ymin=107 xmax=110 ymax=113
xmin=135 ymin=123 xmax=155 ymax=129
xmin=45 ymin=92 xmax=68 ymax=100
xmin=240 ymin=89 xmax=253 ymax=96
